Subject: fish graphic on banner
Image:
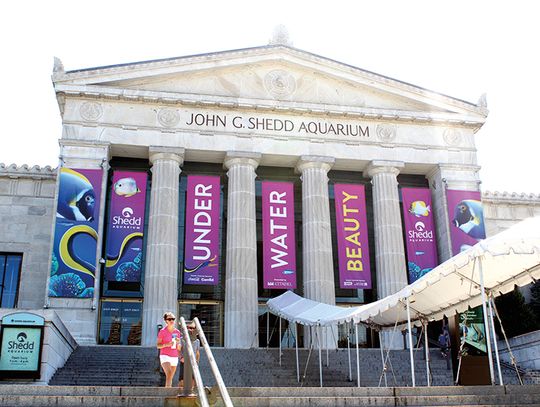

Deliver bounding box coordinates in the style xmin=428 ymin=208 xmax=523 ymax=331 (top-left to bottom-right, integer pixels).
xmin=49 ymin=168 xmax=103 ymax=298
xmin=446 ymin=190 xmax=486 ymax=254
xmin=401 ymin=188 xmax=438 ymax=283
xmin=104 ymin=171 xmax=147 ymax=282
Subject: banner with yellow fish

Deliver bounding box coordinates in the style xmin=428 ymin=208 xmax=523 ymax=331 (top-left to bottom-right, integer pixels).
xmin=49 ymin=168 xmax=103 ymax=298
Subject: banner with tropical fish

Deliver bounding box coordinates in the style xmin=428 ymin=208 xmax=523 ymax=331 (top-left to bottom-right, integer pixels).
xmin=104 ymin=171 xmax=148 ymax=282
xmin=49 ymin=168 xmax=103 ymax=298
xmin=446 ymin=190 xmax=486 ymax=255
xmin=334 ymin=184 xmax=371 ymax=289
xmin=183 ymin=175 xmax=220 ymax=285
xmin=401 ymin=188 xmax=439 ymax=283
xmin=262 ymin=181 xmax=297 ymax=289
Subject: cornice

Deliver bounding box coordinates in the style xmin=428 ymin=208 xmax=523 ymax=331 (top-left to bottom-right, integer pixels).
xmin=0 ymin=163 xmax=57 ymax=180
xmin=55 ymin=84 xmax=486 ymax=129
xmin=482 ymin=190 xmax=540 ymax=204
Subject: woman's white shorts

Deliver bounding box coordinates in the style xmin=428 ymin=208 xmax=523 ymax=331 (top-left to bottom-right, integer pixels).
xmin=160 ymin=355 xmax=179 ymax=367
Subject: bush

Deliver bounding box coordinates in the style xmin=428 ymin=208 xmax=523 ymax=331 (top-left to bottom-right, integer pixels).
xmin=494 ymin=286 xmax=539 ymax=338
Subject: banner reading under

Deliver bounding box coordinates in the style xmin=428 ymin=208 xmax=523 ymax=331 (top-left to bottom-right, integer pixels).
xmin=49 ymin=168 xmax=103 ymax=298
xmin=104 ymin=170 xmax=148 ymax=282
xmin=183 ymin=175 xmax=220 ymax=285
xmin=334 ymin=183 xmax=371 ymax=289
xmin=262 ymin=181 xmax=297 ymax=289
xmin=401 ymin=188 xmax=438 ymax=283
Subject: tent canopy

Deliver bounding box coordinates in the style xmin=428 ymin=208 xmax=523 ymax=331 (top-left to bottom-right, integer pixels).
xmin=267 ymin=216 xmax=540 ymax=331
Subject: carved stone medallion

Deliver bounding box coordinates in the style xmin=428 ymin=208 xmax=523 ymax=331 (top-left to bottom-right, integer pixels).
xmin=443 ymin=128 xmax=462 ymax=146
xmin=264 ymin=70 xmax=296 ymax=98
xmin=79 ymin=102 xmax=103 ymax=121
xmin=157 ymin=108 xmax=180 ymax=128
xmin=376 ymin=124 xmax=397 ymax=142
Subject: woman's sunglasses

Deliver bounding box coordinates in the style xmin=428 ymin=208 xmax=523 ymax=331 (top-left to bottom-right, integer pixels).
xmin=166 ymin=318 xmax=175 ymax=321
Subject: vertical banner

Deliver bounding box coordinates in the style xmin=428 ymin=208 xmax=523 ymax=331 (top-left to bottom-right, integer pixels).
xmin=401 ymin=188 xmax=438 ymax=283
xmin=262 ymin=181 xmax=297 ymax=289
xmin=104 ymin=171 xmax=147 ymax=282
xmin=334 ymin=184 xmax=371 ymax=289
xmin=49 ymin=168 xmax=103 ymax=298
xmin=446 ymin=190 xmax=486 ymax=255
xmin=183 ymin=175 xmax=220 ymax=285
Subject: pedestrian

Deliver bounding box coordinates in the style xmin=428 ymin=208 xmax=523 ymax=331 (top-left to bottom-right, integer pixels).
xmin=179 ymin=320 xmax=200 ymax=393
xmin=157 ymin=312 xmax=182 ymax=387
xmin=438 ymin=329 xmax=449 ymax=358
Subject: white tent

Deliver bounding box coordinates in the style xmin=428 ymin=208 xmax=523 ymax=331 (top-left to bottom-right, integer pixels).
xmin=266 ymin=216 xmax=540 ymax=386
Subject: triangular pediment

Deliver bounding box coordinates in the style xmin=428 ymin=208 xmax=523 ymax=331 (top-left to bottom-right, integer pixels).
xmin=53 ymin=45 xmax=487 ymax=118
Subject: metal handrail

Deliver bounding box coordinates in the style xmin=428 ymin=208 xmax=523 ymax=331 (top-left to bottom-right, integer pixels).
xmin=179 ymin=316 xmax=233 ymax=407
xmin=179 ymin=317 xmax=209 ymax=407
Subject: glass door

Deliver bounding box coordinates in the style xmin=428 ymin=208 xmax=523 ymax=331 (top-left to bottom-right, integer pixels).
xmin=178 ymin=300 xmax=223 ymax=346
xmin=98 ymin=299 xmax=143 ymax=345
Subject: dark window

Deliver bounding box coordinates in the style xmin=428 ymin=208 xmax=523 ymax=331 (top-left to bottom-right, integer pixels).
xmin=0 ymin=253 xmax=23 ymax=308
xmin=98 ymin=300 xmax=142 ymax=345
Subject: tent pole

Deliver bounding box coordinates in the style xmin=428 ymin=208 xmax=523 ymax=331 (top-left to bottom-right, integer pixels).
xmin=379 ymin=331 xmax=387 ymax=387
xmin=279 ymin=317 xmax=282 ymax=366
xmin=424 ymin=322 xmax=430 ymax=387
xmin=406 ymin=297 xmax=416 ymax=387
xmin=347 ymin=322 xmax=352 ymax=382
xmin=295 ymin=323 xmax=300 ymax=383
xmin=355 ymin=323 xmax=360 ymax=387
xmin=266 ymin=311 xmax=270 ymax=349
xmin=488 ymin=295 xmax=503 ymax=385
xmin=318 ymin=326 xmax=323 ymax=387
xmin=478 ymin=257 xmax=495 ymax=385
xmin=325 ymin=326 xmax=329 ymax=367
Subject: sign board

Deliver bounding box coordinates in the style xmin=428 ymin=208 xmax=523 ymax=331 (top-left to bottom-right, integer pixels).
xmin=0 ymin=313 xmax=44 ymax=379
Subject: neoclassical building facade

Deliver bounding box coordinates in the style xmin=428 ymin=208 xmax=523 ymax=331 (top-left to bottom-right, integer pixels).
xmin=1 ymin=44 xmax=539 ymax=348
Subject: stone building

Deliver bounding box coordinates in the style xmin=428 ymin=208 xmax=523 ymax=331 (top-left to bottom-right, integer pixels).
xmin=1 ymin=44 xmax=539 ymax=348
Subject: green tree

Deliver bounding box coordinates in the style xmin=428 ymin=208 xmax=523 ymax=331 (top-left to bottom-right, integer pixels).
xmin=494 ymin=286 xmax=539 ymax=338
xmin=530 ymin=280 xmax=540 ymax=320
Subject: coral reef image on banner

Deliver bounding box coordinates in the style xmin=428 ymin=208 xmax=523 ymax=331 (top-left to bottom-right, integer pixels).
xmin=49 ymin=168 xmax=103 ymax=298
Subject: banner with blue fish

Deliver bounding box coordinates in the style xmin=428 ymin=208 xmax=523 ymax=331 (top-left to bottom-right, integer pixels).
xmin=49 ymin=168 xmax=103 ymax=298
xmin=446 ymin=190 xmax=486 ymax=255
xmin=104 ymin=171 xmax=147 ymax=282
xmin=401 ymin=188 xmax=439 ymax=283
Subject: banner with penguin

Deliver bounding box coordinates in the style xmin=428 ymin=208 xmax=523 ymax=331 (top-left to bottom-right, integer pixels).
xmin=49 ymin=168 xmax=103 ymax=298
xmin=104 ymin=171 xmax=148 ymax=282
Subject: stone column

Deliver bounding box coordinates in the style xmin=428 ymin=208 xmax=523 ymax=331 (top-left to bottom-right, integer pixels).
xmin=141 ymin=147 xmax=184 ymax=346
xmin=365 ymin=160 xmax=407 ymax=349
xmin=296 ymin=156 xmax=336 ymax=349
xmin=223 ymin=152 xmax=261 ymax=348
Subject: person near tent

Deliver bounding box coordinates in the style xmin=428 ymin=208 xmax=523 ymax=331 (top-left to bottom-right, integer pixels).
xmin=156 ymin=312 xmax=182 ymax=387
xmin=178 ymin=320 xmax=201 ymax=392
xmin=438 ymin=329 xmax=449 ymax=358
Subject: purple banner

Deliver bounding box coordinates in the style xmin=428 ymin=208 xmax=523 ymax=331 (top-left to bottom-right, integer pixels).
xmin=49 ymin=168 xmax=103 ymax=298
xmin=334 ymin=184 xmax=371 ymax=289
xmin=104 ymin=171 xmax=147 ymax=282
xmin=446 ymin=190 xmax=486 ymax=255
xmin=262 ymin=181 xmax=297 ymax=289
xmin=183 ymin=175 xmax=220 ymax=285
xmin=401 ymin=188 xmax=438 ymax=283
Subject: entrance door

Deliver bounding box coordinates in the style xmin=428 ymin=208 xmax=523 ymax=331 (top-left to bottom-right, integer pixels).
xmin=178 ymin=300 xmax=222 ymax=346
xmin=98 ymin=299 xmax=143 ymax=345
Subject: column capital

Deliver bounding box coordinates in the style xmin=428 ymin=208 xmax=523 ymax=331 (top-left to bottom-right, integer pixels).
xmin=148 ymin=146 xmax=185 ymax=165
xmin=223 ymin=151 xmax=261 ymax=170
xmin=295 ymin=155 xmax=335 ymax=174
xmin=364 ymin=160 xmax=404 ymax=178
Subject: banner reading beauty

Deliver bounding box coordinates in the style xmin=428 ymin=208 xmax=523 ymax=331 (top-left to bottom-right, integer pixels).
xmin=334 ymin=184 xmax=371 ymax=289
xmin=183 ymin=175 xmax=220 ymax=285
xmin=104 ymin=171 xmax=147 ymax=282
xmin=262 ymin=181 xmax=297 ymax=289
xmin=49 ymin=168 xmax=103 ymax=298
xmin=401 ymin=188 xmax=438 ymax=283
xmin=446 ymin=190 xmax=486 ymax=255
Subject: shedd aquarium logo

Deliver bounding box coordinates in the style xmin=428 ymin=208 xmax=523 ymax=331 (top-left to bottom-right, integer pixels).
xmin=8 ymin=332 xmax=35 ymax=353
xmin=112 ymin=207 xmax=142 ymax=229
xmin=408 ymin=221 xmax=434 ymax=242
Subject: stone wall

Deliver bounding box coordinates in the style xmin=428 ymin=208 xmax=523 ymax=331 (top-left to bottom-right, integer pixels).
xmin=497 ymin=329 xmax=540 ymax=371
xmin=0 ymin=164 xmax=57 ymax=309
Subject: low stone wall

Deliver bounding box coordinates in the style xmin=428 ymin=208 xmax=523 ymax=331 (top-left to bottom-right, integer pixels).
xmin=497 ymin=330 xmax=540 ymax=371
xmin=0 ymin=309 xmax=77 ymax=384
